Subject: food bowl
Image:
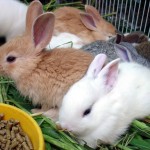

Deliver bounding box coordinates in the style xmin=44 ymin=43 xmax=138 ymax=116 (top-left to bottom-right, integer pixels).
xmin=0 ymin=103 xmax=45 ymax=150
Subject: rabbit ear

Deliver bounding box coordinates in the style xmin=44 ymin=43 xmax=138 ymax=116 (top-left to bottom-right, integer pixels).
xmin=32 ymin=12 xmax=55 ymax=51
xmin=80 ymin=12 xmax=97 ymax=31
xmin=85 ymin=5 xmax=101 ymax=22
xmin=26 ymin=0 xmax=43 ymax=35
xmin=115 ymin=33 xmax=124 ymax=44
xmin=86 ymin=54 xmax=107 ymax=78
xmin=114 ymin=44 xmax=133 ymax=62
xmin=100 ymin=58 xmax=120 ymax=92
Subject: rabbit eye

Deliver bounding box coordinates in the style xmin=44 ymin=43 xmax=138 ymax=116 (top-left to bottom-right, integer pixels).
xmin=6 ymin=56 xmax=16 ymax=63
xmin=83 ymin=108 xmax=91 ymax=116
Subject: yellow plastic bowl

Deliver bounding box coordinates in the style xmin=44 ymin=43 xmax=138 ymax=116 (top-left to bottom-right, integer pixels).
xmin=0 ymin=103 xmax=45 ymax=150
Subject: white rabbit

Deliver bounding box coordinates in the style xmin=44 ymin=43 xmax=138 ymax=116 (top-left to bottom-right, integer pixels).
xmin=0 ymin=0 xmax=27 ymax=41
xmin=59 ymin=51 xmax=150 ymax=148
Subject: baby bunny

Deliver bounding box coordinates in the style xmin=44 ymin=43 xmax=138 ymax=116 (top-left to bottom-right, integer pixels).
xmin=82 ymin=35 xmax=150 ymax=68
xmin=0 ymin=1 xmax=93 ymax=120
xmin=122 ymin=31 xmax=148 ymax=45
xmin=115 ymin=42 xmax=150 ymax=68
xmin=0 ymin=0 xmax=27 ymax=41
xmin=50 ymin=5 xmax=117 ymax=48
xmin=59 ymin=52 xmax=150 ymax=148
xmin=81 ymin=40 xmax=117 ymax=61
xmin=108 ymin=31 xmax=148 ymax=46
xmin=108 ymin=32 xmax=150 ymax=63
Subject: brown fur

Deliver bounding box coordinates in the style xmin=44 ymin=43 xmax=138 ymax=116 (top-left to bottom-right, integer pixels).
xmin=0 ymin=1 xmax=94 ymax=120
xmin=123 ymin=32 xmax=148 ymax=43
xmin=54 ymin=6 xmax=116 ymax=44
xmin=136 ymin=41 xmax=150 ymax=60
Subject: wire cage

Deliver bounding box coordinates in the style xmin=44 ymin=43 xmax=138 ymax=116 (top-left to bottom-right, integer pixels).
xmin=86 ymin=0 xmax=150 ymax=37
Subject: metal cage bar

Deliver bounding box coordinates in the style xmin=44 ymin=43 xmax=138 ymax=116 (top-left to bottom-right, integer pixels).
xmin=86 ymin=0 xmax=150 ymax=37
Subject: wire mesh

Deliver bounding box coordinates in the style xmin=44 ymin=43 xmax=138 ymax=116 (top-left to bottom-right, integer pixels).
xmin=86 ymin=0 xmax=150 ymax=37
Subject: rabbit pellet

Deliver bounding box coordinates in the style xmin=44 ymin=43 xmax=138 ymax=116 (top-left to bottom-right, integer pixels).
xmin=0 ymin=113 xmax=33 ymax=150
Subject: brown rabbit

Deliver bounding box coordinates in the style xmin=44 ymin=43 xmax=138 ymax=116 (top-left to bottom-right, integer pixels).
xmin=122 ymin=31 xmax=148 ymax=44
xmin=53 ymin=5 xmax=117 ymax=46
xmin=0 ymin=1 xmax=93 ymax=120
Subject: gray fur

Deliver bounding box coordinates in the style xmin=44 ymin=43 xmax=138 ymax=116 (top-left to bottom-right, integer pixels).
xmin=82 ymin=40 xmax=150 ymax=68
xmin=120 ymin=42 xmax=150 ymax=68
xmin=82 ymin=40 xmax=117 ymax=62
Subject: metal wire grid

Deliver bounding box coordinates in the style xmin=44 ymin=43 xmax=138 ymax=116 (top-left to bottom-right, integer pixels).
xmin=86 ymin=0 xmax=150 ymax=37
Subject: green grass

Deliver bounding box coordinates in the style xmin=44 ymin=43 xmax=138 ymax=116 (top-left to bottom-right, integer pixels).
xmin=23 ymin=0 xmax=84 ymax=11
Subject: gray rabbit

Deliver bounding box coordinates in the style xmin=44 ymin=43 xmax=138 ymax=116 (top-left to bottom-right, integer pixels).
xmin=82 ymin=40 xmax=117 ymax=61
xmin=82 ymin=32 xmax=150 ymax=68
xmin=115 ymin=42 xmax=150 ymax=68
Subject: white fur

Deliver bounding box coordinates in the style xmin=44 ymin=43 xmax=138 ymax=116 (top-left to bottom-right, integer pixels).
xmin=0 ymin=0 xmax=27 ymax=41
xmin=59 ymin=56 xmax=150 ymax=148
xmin=46 ymin=32 xmax=84 ymax=49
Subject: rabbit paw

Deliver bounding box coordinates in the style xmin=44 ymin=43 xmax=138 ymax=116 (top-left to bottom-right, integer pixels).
xmin=43 ymin=108 xmax=59 ymax=122
xmin=31 ymin=108 xmax=59 ymax=121
xmin=31 ymin=108 xmax=44 ymax=114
